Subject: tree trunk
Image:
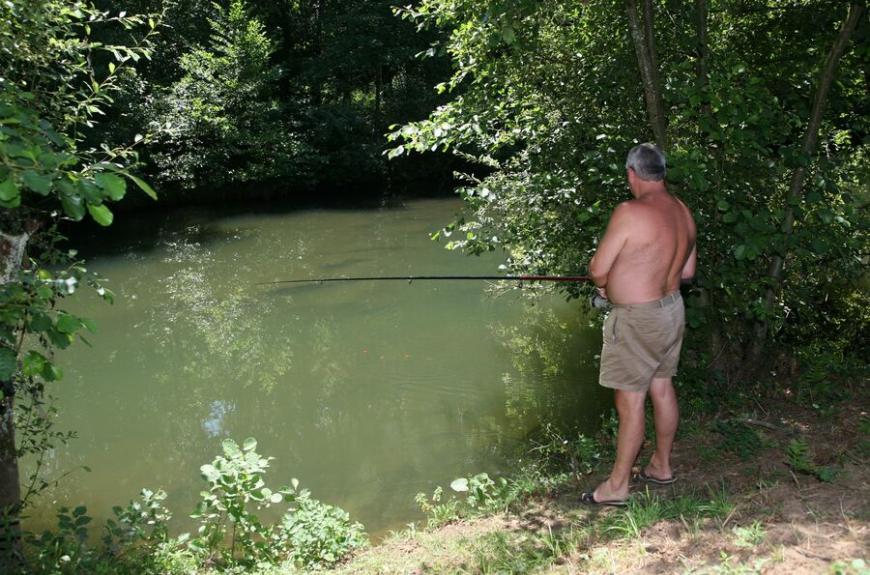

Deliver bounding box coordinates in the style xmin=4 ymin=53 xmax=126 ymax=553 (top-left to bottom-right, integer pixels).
xmin=626 ymin=0 xmax=668 ymax=149
xmin=310 ymin=0 xmax=325 ymax=107
xmin=690 ymin=0 xmax=724 ymax=363
xmin=694 ymin=0 xmax=711 ymax=121
xmin=0 ymin=231 xmax=28 ymax=561
xmin=374 ymin=65 xmax=382 ymax=132
xmin=749 ymin=2 xmax=864 ymax=361
xmin=0 ymin=394 xmax=21 ymax=558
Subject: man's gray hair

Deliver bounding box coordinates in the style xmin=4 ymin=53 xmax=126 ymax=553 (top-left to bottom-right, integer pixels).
xmin=625 ymin=143 xmax=666 ymax=181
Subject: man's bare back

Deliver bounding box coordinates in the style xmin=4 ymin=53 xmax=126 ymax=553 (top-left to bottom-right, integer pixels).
xmin=581 ymin=143 xmax=696 ymax=509
xmin=590 ymin=181 xmax=696 ymax=305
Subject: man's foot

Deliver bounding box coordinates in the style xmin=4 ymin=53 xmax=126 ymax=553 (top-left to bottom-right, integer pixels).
xmin=636 ymin=469 xmax=676 ymax=485
xmin=580 ymin=492 xmax=628 ymax=507
xmin=641 ymin=457 xmax=674 ymax=484
xmin=585 ymin=478 xmax=629 ymax=507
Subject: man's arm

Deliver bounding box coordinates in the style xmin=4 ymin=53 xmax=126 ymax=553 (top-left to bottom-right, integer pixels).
xmin=589 ymin=203 xmax=631 ymax=292
xmin=680 ymin=244 xmax=697 ymax=281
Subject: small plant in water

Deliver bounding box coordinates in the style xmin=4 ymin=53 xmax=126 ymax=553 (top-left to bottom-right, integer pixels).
xmin=188 ymin=437 xmax=367 ymax=568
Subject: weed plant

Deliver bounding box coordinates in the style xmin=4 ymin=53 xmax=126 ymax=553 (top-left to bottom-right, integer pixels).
xmin=415 ymin=423 xmax=610 ymax=529
xmin=712 ymin=420 xmax=763 ymax=459
xmin=785 ymin=438 xmax=839 ymax=482
xmin=732 ymin=521 xmax=766 ymax=548
xmin=600 ymin=487 xmax=733 ymax=540
xmin=4 ymin=438 xmax=367 ymax=574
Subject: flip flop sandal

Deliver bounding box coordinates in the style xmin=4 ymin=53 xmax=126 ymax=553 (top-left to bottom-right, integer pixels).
xmin=637 ymin=470 xmax=677 ymax=485
xmin=580 ymin=492 xmax=628 ymax=507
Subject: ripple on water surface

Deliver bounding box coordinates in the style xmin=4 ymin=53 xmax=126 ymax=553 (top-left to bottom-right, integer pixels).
xmin=26 ymin=198 xmax=607 ymax=538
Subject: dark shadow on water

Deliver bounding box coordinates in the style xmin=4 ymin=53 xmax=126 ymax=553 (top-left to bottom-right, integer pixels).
xmin=62 ymin=193 xmax=423 ymax=259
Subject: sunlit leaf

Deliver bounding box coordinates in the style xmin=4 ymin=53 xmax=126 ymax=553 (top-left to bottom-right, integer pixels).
xmin=95 ymin=172 xmax=126 ymax=201
xmin=87 ymin=203 xmax=114 ymax=226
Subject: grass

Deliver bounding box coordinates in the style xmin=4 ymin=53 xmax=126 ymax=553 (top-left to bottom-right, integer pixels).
xmin=8 ymin=377 xmax=867 ymax=575
xmin=327 ymin=391 xmax=868 ymax=575
xmin=711 ymin=420 xmax=763 ymax=459
xmin=682 ymin=553 xmax=769 ymax=575
xmin=731 ymin=521 xmax=765 ymax=548
xmin=600 ymin=487 xmax=733 ymax=540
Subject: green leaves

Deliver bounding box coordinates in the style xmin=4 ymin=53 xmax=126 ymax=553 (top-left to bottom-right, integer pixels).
xmin=22 ymin=351 xmax=62 ymax=381
xmin=191 ymin=435 xmax=364 ymax=567
xmin=0 ymin=348 xmax=17 ymax=380
xmin=0 ymin=178 xmax=20 ymax=207
xmin=94 ymin=172 xmax=126 ymax=200
xmin=87 ymin=203 xmax=114 ymax=226
xmin=200 ymin=463 xmax=220 ymax=483
xmin=0 ymin=96 xmax=155 ymax=219
xmin=125 ymin=173 xmax=157 ymax=200
xmin=61 ymin=193 xmax=86 ymax=220
xmin=56 ymin=313 xmax=83 ymax=334
xmin=22 ymin=169 xmax=52 ymax=195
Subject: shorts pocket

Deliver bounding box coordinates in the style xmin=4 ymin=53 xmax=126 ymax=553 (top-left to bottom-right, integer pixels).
xmin=604 ymin=314 xmax=620 ymax=344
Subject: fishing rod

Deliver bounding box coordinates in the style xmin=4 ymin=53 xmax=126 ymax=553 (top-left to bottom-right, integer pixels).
xmin=257 ymin=274 xmax=592 ymax=286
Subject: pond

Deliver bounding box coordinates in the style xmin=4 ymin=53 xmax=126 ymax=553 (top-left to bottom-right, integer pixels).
xmin=25 ymin=197 xmax=608 ymax=538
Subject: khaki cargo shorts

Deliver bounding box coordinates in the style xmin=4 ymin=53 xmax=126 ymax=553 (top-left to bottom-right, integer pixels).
xmin=599 ymin=291 xmax=685 ymax=392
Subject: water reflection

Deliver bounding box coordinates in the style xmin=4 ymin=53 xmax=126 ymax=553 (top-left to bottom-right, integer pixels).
xmin=202 ymin=400 xmax=235 ymax=438
xmin=26 ymin=199 xmax=606 ymax=537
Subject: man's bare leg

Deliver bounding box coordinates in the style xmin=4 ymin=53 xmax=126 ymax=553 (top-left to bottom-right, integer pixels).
xmin=646 ymin=376 xmax=678 ymax=480
xmin=594 ymin=388 xmax=646 ymax=502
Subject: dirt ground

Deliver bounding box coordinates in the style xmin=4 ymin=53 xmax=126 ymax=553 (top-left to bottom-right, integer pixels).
xmin=337 ymin=397 xmax=869 ymax=575
xmin=546 ymin=398 xmax=868 ymax=574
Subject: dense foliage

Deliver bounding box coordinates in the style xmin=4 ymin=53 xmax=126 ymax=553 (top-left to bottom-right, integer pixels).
xmin=11 ymin=439 xmax=366 ymax=574
xmin=1 ymin=0 xmax=867 ymax=570
xmin=147 ymin=0 xmax=310 ymax=189
xmin=0 ymin=1 xmax=160 ymax=536
xmin=391 ymin=0 xmax=868 ymax=374
xmin=110 ymin=0 xmax=454 ymax=199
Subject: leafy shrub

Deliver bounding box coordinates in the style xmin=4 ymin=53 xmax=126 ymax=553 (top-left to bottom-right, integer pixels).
xmin=189 ymin=438 xmax=286 ymax=565
xmin=415 ymin=486 xmax=462 ymax=528
xmin=188 ymin=437 xmax=367 ymax=569
xmin=449 ymin=473 xmax=512 ymax=512
xmin=529 ymin=423 xmax=605 ymax=477
xmin=274 ymin=489 xmax=367 ymax=569
xmin=103 ymin=489 xmax=171 ymax=553
xmin=24 ymin=506 xmax=94 ymax=574
xmin=10 ymin=438 xmax=366 ymax=573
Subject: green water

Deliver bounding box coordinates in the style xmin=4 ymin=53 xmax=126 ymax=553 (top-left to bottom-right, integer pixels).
xmin=26 ymin=198 xmax=607 ymax=537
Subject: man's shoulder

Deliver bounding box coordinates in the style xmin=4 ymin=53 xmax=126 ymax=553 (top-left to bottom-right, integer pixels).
xmin=613 ymin=199 xmax=651 ymax=220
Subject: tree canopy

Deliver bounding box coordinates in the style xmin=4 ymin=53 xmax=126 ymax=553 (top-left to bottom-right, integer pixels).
xmin=391 ymin=0 xmax=868 ymax=368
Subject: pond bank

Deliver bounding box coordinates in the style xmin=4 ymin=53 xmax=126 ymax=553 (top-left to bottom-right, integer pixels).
xmin=325 ymin=394 xmax=868 ymax=575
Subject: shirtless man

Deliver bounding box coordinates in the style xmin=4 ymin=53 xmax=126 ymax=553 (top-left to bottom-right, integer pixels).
xmin=583 ymin=143 xmax=696 ymax=506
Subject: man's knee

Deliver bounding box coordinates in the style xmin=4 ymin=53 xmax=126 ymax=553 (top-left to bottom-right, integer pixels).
xmin=614 ymin=388 xmax=647 ymax=413
xmin=649 ymin=377 xmax=675 ymax=398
